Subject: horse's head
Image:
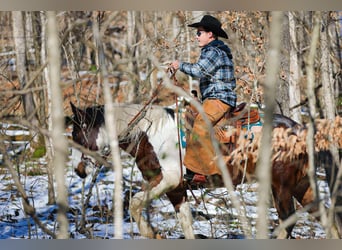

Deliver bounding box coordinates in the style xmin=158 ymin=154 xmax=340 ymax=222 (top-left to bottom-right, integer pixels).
xmin=70 ymin=102 xmax=107 ymax=178
xmin=70 ymin=102 xmax=105 ymax=151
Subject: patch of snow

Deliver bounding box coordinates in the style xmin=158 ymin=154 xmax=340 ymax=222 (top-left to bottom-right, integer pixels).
xmin=0 ymin=126 xmax=331 ymax=239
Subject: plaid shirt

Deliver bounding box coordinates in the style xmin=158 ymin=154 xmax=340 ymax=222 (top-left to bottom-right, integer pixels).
xmin=179 ymin=40 xmax=236 ymax=108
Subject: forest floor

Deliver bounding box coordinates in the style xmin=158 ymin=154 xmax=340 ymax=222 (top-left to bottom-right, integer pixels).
xmin=0 ymin=127 xmax=330 ymax=239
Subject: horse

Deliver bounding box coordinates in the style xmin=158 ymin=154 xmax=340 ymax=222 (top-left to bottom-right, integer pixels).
xmin=69 ymin=101 xmax=319 ymax=239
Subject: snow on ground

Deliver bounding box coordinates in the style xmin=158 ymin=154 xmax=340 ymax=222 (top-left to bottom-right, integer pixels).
xmin=0 ymin=125 xmax=331 ymax=239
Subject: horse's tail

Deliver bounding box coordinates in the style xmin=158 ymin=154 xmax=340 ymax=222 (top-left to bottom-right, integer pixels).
xmin=314 ymin=116 xmax=342 ymax=237
xmin=272 ymin=113 xmax=305 ymax=136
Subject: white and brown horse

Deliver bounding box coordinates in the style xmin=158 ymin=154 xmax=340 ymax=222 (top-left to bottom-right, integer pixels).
xmin=69 ymin=101 xmax=320 ymax=239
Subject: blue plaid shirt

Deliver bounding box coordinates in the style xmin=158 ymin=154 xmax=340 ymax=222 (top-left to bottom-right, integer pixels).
xmin=179 ymin=40 xmax=236 ymax=108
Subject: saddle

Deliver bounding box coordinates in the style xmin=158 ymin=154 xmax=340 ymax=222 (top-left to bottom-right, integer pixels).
xmin=184 ymin=101 xmax=262 ymax=145
xmin=223 ymin=102 xmax=260 ymax=127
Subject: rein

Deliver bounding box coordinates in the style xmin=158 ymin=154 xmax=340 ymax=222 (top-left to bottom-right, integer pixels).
xmin=167 ymin=66 xmax=184 ymax=186
xmin=119 ymin=79 xmax=164 ymax=141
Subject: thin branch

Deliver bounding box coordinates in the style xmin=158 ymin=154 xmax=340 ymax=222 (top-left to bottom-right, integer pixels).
xmin=305 ymin=11 xmax=331 ymax=238
xmin=0 ymin=62 xmax=48 ymax=118
xmin=0 ymin=139 xmax=56 ymax=238
xmin=93 ymin=15 xmax=124 ymax=239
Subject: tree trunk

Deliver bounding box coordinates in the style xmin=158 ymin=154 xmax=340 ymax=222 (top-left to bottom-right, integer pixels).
xmin=47 ymin=10 xmax=69 ymax=239
xmin=305 ymin=11 xmax=338 ymax=239
xmin=40 ymin=11 xmax=56 ymax=205
xmin=288 ymin=11 xmax=302 ymax=123
xmin=93 ymin=15 xmax=124 ymax=239
xmin=275 ymin=12 xmax=290 ymax=116
xmin=256 ymin=11 xmax=283 ymax=239
xmin=320 ymin=11 xmax=336 ymax=120
xmin=126 ymin=10 xmax=139 ymax=103
xmin=12 ymin=11 xmax=39 ymax=126
xmin=185 ymin=11 xmax=194 ymax=93
xmin=320 ymin=11 xmax=342 ymax=238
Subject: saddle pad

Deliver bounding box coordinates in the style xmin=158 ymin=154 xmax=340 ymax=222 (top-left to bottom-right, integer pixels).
xmin=233 ymin=108 xmax=260 ymax=127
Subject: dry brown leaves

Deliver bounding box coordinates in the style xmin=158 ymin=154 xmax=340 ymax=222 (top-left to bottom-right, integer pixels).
xmin=227 ymin=116 xmax=342 ymax=168
xmin=315 ymin=116 xmax=342 ymax=151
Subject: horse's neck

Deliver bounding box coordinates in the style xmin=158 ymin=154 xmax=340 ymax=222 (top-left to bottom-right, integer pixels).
xmin=97 ymin=104 xmax=176 ymax=149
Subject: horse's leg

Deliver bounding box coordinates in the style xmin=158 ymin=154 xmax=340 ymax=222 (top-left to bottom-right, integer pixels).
xmin=271 ymin=160 xmax=299 ymax=239
xmin=317 ymin=150 xmax=342 ymax=238
xmin=293 ymin=174 xmax=342 ymax=238
xmin=121 ymin=133 xmax=167 ymax=238
xmin=129 ymin=181 xmax=193 ymax=239
xmin=293 ymin=175 xmax=317 ymax=212
xmin=129 ymin=173 xmax=180 ymax=238
xmin=129 ymin=190 xmax=157 ymax=238
xmin=166 ymin=183 xmax=195 ymax=239
xmin=272 ymin=185 xmax=296 ymax=239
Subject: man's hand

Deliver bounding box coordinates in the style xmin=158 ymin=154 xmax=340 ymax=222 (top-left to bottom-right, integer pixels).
xmin=170 ymin=60 xmax=180 ymax=71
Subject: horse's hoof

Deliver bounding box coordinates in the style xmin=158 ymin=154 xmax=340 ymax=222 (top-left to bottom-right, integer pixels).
xmin=155 ymin=233 xmax=166 ymax=239
xmin=75 ymin=162 xmax=87 ymax=178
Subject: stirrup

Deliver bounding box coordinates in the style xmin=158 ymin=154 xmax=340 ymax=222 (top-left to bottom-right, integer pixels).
xmin=184 ymin=173 xmax=207 ymax=184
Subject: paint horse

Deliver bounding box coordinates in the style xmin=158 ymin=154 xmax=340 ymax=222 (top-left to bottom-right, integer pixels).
xmin=70 ymin=101 xmax=318 ymax=239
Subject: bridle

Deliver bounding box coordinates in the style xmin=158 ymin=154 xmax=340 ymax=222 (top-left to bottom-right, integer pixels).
xmin=167 ymin=66 xmax=184 ymax=185
xmin=75 ymin=115 xmax=104 ymax=168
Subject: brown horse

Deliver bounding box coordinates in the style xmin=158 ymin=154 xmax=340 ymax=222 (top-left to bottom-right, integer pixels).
xmin=69 ymin=101 xmax=320 ymax=239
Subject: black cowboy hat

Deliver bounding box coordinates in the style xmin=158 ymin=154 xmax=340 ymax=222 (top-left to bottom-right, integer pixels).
xmin=188 ymin=15 xmax=228 ymax=39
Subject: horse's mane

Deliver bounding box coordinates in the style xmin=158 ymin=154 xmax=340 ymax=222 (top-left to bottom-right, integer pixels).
xmin=113 ymin=104 xmax=175 ymax=138
xmin=84 ymin=105 xmax=105 ymax=127
xmin=80 ymin=103 xmax=175 ymax=140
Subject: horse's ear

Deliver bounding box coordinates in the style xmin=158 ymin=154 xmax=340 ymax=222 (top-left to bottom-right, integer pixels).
xmin=70 ymin=101 xmax=84 ymax=115
xmin=70 ymin=102 xmax=86 ymax=122
xmin=70 ymin=101 xmax=77 ymax=114
xmin=65 ymin=115 xmax=73 ymax=127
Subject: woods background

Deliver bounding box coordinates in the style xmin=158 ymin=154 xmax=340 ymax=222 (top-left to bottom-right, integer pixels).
xmin=0 ymin=11 xmax=341 ymax=239
xmin=1 ymin=11 xmax=341 ymax=118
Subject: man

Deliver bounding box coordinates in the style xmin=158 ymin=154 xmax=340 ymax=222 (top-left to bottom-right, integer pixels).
xmin=171 ymin=14 xmax=237 ymax=183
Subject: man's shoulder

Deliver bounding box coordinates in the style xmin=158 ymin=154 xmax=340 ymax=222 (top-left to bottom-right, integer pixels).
xmin=203 ymin=44 xmax=221 ymax=54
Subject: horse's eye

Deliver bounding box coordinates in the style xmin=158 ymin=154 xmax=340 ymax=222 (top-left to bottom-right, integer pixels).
xmin=82 ymin=123 xmax=87 ymax=129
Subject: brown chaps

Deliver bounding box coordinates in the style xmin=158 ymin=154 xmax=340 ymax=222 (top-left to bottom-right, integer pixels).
xmin=183 ymin=99 xmax=231 ymax=176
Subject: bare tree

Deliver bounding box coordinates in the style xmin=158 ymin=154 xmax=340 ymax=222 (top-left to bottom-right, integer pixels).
xmin=2 ymin=10 xmax=341 ymax=239
xmin=92 ymin=12 xmax=124 ymax=239
xmin=47 ymin=10 xmax=69 ymax=239
xmin=255 ymin=11 xmax=283 ymax=239
xmin=320 ymin=11 xmax=336 ymax=120
xmin=11 ymin=11 xmax=56 ymax=204
xmin=0 ymin=137 xmax=56 ymax=238
xmin=304 ymin=11 xmax=342 ymax=239
xmin=126 ymin=10 xmax=140 ymax=103
xmin=38 ymin=11 xmax=56 ymax=205
xmin=319 ymin=11 xmax=342 ymax=238
xmin=288 ymin=12 xmax=302 ymax=123
xmin=12 ymin=11 xmax=39 ymax=126
xmin=305 ymin=10 xmax=322 ymax=231
xmin=274 ymin=12 xmax=290 ymax=116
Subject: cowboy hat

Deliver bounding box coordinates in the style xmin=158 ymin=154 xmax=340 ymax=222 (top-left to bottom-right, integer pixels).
xmin=188 ymin=15 xmax=228 ymax=39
